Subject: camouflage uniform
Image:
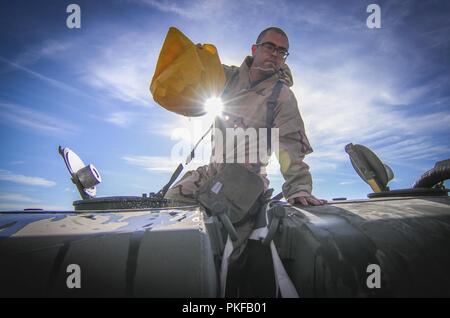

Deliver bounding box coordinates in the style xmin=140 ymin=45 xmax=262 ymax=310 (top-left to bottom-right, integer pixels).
xmin=164 ymin=56 xmax=313 ymax=203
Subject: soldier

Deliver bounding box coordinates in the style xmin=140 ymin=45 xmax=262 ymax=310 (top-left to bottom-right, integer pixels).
xmin=165 ymin=27 xmax=326 ymax=206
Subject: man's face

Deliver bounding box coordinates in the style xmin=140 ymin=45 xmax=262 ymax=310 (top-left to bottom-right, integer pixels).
xmin=251 ymin=30 xmax=289 ymax=72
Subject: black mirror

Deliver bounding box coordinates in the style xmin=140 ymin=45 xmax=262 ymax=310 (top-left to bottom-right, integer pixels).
xmin=59 ymin=146 xmax=101 ymax=200
xmin=345 ymin=143 xmax=393 ymax=192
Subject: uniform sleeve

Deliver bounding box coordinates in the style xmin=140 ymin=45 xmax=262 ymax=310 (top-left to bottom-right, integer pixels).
xmin=273 ymin=89 xmax=314 ymax=199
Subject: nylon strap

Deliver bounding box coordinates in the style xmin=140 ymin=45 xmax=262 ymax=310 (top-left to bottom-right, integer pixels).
xmin=266 ymin=81 xmax=284 ymax=154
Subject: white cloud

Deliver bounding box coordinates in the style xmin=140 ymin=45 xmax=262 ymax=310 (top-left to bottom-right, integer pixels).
xmin=0 ymin=102 xmax=78 ymax=135
xmin=78 ymin=0 xmax=274 ymax=108
xmin=9 ymin=160 xmax=25 ymax=165
xmin=122 ymin=155 xmax=181 ymax=172
xmin=0 ymin=56 xmax=91 ymax=98
xmin=105 ymin=112 xmax=143 ymax=127
xmin=0 ymin=169 xmax=56 ymax=187
xmin=79 ymin=31 xmax=159 ymax=107
xmin=135 ymin=0 xmax=227 ymax=20
xmin=84 ymin=61 xmax=151 ymax=106
xmin=0 ymin=193 xmax=40 ymax=203
xmin=290 ymin=49 xmax=450 ymax=170
xmin=148 ymin=116 xmax=214 ymax=142
xmin=266 ymin=154 xmax=281 ymax=175
xmin=10 ymin=39 xmax=73 ymax=68
xmin=122 ymin=152 xmax=211 ymax=174
xmin=339 ymin=181 xmax=355 ymax=185
xmin=0 ymin=203 xmax=67 ymax=211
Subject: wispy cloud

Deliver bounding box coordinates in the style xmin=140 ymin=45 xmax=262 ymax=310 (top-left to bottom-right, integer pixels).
xmin=135 ymin=0 xmax=361 ymax=34
xmin=291 ymin=46 xmax=450 ymax=169
xmin=105 ymin=111 xmax=145 ymax=127
xmin=0 ymin=192 xmax=40 ymax=203
xmin=0 ymin=56 xmax=89 ymax=97
xmin=0 ymin=203 xmax=67 ymax=211
xmin=0 ymin=102 xmax=78 ymax=135
xmin=122 ymin=155 xmax=181 ymax=172
xmin=0 ymin=169 xmax=56 ymax=187
xmin=9 ymin=160 xmax=25 ymax=165
xmin=78 ymin=1 xmax=253 ymax=108
xmin=2 ymin=39 xmax=73 ymax=71
xmin=339 ymin=181 xmax=355 ymax=185
xmin=135 ymin=0 xmax=227 ymax=20
xmin=79 ymin=31 xmax=159 ymax=107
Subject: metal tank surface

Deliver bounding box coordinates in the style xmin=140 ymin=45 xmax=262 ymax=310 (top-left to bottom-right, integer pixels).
xmin=274 ymin=196 xmax=450 ymax=297
xmin=0 ymin=206 xmax=219 ymax=297
xmin=0 ymin=144 xmax=449 ymax=298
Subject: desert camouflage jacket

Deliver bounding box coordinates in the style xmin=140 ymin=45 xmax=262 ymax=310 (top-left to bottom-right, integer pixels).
xmin=212 ymin=56 xmax=313 ymax=199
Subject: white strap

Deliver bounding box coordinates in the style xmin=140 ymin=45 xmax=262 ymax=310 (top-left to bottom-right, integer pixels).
xmin=269 ymin=240 xmax=299 ymax=298
xmin=220 ymin=236 xmax=234 ymax=298
xmin=249 ymin=209 xmax=300 ymax=299
xmin=220 ymin=213 xmax=300 ymax=298
xmin=249 ymin=227 xmax=268 ymax=240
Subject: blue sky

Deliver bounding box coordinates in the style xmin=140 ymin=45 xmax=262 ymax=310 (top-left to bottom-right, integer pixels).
xmin=0 ymin=0 xmax=449 ymax=210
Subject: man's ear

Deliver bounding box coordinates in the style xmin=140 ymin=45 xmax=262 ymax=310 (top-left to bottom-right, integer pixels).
xmin=251 ymin=44 xmax=257 ymax=56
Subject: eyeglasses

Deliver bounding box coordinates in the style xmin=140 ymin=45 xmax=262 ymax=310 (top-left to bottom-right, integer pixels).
xmin=256 ymin=41 xmax=289 ymax=59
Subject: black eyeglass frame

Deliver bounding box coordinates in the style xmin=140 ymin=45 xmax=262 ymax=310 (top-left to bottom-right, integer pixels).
xmin=255 ymin=41 xmax=290 ymax=59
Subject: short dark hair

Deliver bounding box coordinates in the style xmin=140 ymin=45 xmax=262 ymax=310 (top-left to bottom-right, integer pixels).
xmin=256 ymin=27 xmax=289 ymax=46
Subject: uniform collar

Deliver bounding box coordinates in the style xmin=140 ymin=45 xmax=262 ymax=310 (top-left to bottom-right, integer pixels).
xmin=237 ymin=56 xmax=294 ymax=91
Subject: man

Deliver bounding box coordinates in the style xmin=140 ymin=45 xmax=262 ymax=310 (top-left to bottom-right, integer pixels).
xmin=165 ymin=27 xmax=326 ymax=206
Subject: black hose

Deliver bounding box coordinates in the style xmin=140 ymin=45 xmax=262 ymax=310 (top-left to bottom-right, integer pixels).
xmin=413 ymin=159 xmax=450 ymax=188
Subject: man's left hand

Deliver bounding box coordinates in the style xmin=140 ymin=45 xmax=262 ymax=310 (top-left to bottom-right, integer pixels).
xmin=287 ymin=192 xmax=327 ymax=206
